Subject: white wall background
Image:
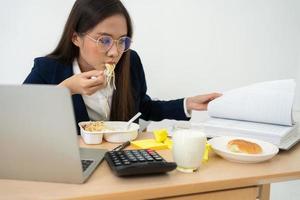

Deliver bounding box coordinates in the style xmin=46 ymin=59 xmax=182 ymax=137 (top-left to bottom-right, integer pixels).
xmin=0 ymin=0 xmax=299 ymax=199
xmin=124 ymin=0 xmax=300 ymax=111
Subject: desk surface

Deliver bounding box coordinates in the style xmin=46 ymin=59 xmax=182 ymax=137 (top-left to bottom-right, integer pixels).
xmin=1 ymin=132 xmax=300 ymax=200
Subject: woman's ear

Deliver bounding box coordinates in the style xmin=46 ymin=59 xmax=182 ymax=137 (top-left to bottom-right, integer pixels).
xmin=72 ymin=32 xmax=81 ymax=47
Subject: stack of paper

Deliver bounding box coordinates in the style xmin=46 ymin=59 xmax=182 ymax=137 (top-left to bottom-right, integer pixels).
xmin=198 ymin=79 xmax=299 ymax=150
xmin=198 ymin=118 xmax=298 ymax=149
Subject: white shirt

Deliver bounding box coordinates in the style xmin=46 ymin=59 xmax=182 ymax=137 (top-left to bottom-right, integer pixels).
xmin=73 ymin=60 xmax=113 ymax=121
xmin=184 ymin=98 xmax=192 ymax=118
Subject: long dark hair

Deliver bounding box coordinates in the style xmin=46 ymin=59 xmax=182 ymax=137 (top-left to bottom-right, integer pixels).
xmin=48 ymin=0 xmax=135 ymax=121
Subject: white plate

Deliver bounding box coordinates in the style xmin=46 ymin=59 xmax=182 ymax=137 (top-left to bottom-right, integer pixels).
xmin=208 ymin=136 xmax=279 ymax=163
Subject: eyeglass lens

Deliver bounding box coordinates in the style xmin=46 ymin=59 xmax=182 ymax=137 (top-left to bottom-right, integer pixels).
xmin=97 ymin=36 xmax=131 ymax=52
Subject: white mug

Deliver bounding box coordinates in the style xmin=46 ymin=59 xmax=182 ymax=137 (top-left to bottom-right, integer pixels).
xmin=172 ymin=129 xmax=207 ymax=173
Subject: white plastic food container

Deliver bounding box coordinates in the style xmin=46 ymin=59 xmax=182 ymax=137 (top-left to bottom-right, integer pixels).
xmin=78 ymin=121 xmax=104 ymax=144
xmin=78 ymin=121 xmax=140 ymax=144
xmin=103 ymin=121 xmax=139 ymax=143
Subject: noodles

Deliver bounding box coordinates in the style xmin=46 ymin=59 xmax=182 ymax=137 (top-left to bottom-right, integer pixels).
xmin=104 ymin=63 xmax=116 ymax=90
xmin=83 ymin=121 xmax=111 ymax=132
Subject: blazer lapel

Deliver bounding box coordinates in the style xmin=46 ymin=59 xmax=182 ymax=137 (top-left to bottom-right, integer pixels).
xmin=63 ymin=64 xmax=90 ymax=130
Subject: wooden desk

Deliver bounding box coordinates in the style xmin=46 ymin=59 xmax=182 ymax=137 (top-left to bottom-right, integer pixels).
xmin=1 ymin=132 xmax=300 ymax=200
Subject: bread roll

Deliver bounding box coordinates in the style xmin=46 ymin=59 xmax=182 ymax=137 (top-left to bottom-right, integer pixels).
xmin=227 ymin=139 xmax=262 ymax=154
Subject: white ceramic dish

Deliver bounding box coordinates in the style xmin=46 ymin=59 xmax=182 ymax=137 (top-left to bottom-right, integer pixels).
xmin=78 ymin=121 xmax=139 ymax=144
xmin=208 ymin=136 xmax=279 ymax=163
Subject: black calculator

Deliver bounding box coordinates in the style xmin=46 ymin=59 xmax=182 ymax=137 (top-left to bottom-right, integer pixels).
xmin=105 ymin=149 xmax=177 ymax=176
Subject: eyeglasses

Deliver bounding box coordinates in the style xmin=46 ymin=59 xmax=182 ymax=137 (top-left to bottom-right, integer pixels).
xmin=86 ymin=34 xmax=132 ymax=53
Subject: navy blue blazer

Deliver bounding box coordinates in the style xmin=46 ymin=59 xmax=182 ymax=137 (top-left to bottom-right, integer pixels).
xmin=24 ymin=50 xmax=190 ymax=132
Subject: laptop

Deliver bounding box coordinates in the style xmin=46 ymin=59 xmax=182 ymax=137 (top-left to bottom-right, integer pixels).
xmin=0 ymin=84 xmax=107 ymax=184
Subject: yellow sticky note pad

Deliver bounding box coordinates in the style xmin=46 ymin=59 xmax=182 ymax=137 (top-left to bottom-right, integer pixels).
xmin=131 ymin=139 xmax=168 ymax=150
xmin=202 ymin=143 xmax=212 ymax=163
xmin=153 ymin=129 xmax=168 ymax=142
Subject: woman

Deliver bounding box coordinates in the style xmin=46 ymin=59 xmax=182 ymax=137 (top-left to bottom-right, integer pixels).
xmin=24 ymin=0 xmax=221 ymax=132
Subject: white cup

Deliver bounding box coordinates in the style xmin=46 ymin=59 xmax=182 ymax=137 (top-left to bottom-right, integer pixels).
xmin=172 ymin=129 xmax=207 ymax=173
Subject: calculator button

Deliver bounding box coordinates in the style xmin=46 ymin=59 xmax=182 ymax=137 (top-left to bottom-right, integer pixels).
xmin=149 ymin=153 xmax=157 ymax=157
xmin=153 ymin=156 xmax=163 ymax=161
xmin=128 ymin=156 xmax=136 ymax=160
xmin=137 ymin=157 xmax=146 ymax=162
xmin=114 ymin=161 xmax=122 ymax=166
xmin=125 ymin=153 xmax=134 ymax=157
xmin=123 ymin=161 xmax=131 ymax=165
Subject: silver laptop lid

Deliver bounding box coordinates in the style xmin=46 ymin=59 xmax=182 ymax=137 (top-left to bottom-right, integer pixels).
xmin=0 ymin=84 xmax=85 ymax=183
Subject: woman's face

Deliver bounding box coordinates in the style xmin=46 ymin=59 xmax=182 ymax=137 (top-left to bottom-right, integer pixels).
xmin=73 ymin=14 xmax=128 ymax=72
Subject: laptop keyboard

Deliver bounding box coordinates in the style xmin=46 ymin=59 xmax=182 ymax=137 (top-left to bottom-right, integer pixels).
xmin=81 ymin=159 xmax=94 ymax=172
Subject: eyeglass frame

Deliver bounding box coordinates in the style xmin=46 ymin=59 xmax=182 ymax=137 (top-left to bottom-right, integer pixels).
xmin=85 ymin=34 xmax=132 ymax=53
